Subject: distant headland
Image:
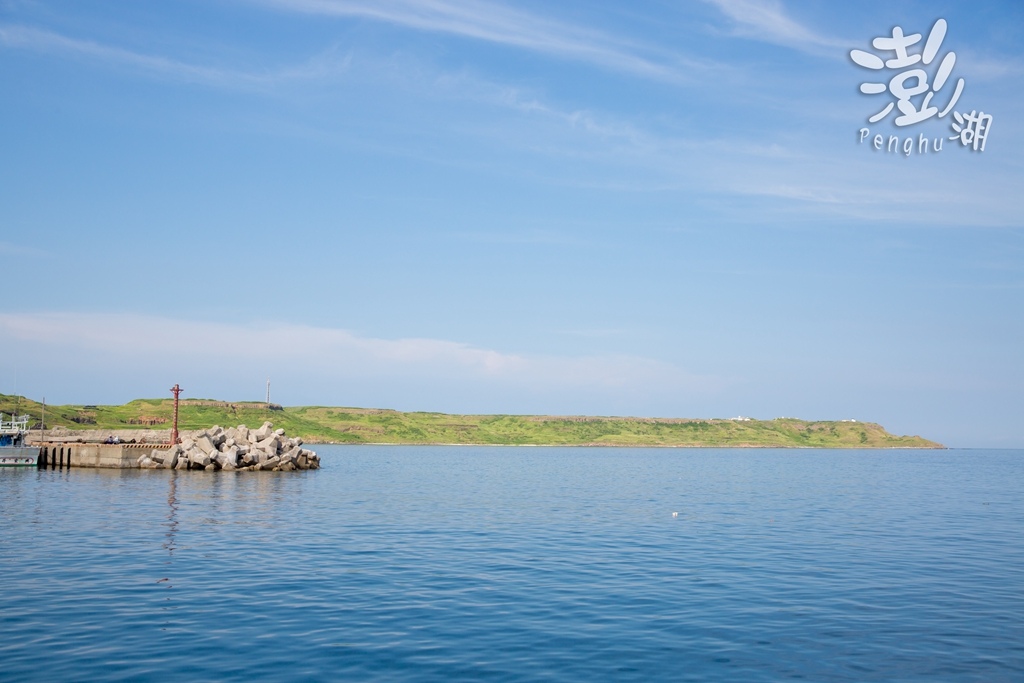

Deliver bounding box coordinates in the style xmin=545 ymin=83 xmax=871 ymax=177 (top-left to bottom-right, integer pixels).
xmin=0 ymin=394 xmax=942 ymax=448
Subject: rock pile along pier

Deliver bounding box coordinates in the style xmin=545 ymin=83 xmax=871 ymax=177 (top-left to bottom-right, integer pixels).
xmin=139 ymin=422 xmax=320 ymax=471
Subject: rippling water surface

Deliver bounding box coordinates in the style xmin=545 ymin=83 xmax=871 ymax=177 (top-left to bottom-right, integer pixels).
xmin=2 ymin=447 xmax=1022 ymax=681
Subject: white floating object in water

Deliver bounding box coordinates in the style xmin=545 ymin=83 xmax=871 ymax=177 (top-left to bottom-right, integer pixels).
xmin=672 ymin=511 xmax=678 ymax=518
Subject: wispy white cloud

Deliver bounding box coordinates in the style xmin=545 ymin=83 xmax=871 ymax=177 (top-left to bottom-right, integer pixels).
xmin=702 ymin=0 xmax=846 ymax=55
xmin=407 ymin=68 xmax=1019 ymax=226
xmin=359 ymin=58 xmax=1024 ymax=228
xmin=955 ymin=48 xmax=1024 ymax=82
xmin=449 ymin=229 xmax=585 ymax=246
xmin=0 ymin=241 xmax=49 ymax=257
xmin=0 ymin=23 xmax=351 ymax=88
xmin=0 ymin=312 xmax=715 ymax=393
xmin=249 ymin=0 xmax=709 ymax=82
xmin=461 ymin=67 xmax=1024 ymax=225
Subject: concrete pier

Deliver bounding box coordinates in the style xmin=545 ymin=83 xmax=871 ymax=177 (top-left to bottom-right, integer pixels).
xmin=37 ymin=442 xmax=157 ymax=469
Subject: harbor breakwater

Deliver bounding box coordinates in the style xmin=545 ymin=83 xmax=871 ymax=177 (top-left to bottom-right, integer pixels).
xmin=36 ymin=422 xmax=319 ymax=471
xmin=139 ymin=422 xmax=320 ymax=471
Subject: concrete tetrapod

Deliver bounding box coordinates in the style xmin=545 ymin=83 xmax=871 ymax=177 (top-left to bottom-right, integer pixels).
xmin=138 ymin=422 xmax=320 ymax=471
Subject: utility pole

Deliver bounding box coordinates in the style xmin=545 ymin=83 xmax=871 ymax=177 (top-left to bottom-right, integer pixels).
xmin=266 ymin=378 xmax=270 ymax=408
xmin=170 ymin=384 xmax=182 ymax=445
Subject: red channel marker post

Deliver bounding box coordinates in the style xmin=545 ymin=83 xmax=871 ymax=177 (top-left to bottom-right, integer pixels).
xmin=170 ymin=384 xmax=182 ymax=445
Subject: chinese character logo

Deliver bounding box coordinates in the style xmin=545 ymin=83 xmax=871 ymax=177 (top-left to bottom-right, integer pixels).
xmin=851 ymin=18 xmax=992 ymax=153
xmin=949 ymin=110 xmax=993 ymax=152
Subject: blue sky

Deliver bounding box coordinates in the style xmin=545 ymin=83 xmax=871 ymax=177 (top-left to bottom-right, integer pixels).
xmin=1 ymin=0 xmax=1022 ymax=447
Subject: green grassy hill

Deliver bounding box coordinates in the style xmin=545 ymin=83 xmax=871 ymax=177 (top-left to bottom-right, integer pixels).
xmin=1 ymin=394 xmax=942 ymax=448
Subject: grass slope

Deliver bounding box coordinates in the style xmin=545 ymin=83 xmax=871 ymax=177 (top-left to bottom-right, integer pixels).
xmin=0 ymin=394 xmax=942 ymax=448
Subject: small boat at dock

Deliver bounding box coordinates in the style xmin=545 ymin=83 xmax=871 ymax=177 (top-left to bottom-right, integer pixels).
xmin=0 ymin=413 xmax=39 ymax=467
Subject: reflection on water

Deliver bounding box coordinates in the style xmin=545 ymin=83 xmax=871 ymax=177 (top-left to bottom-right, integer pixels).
xmin=1 ymin=447 xmax=1022 ymax=682
xmin=164 ymin=473 xmax=178 ymax=557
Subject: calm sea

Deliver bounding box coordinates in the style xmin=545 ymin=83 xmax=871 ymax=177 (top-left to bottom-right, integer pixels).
xmin=1 ymin=446 xmax=1022 ymax=682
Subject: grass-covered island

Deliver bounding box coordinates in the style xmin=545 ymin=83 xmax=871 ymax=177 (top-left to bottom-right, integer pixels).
xmin=1 ymin=394 xmax=942 ymax=448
